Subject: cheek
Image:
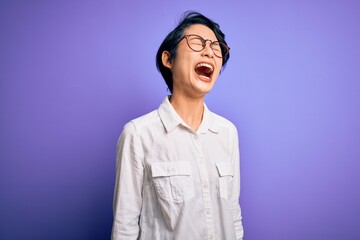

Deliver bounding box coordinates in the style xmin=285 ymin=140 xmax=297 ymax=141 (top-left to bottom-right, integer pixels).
xmin=174 ymin=56 xmax=193 ymax=74
xmin=215 ymin=61 xmax=223 ymax=75
xmin=171 ymin=60 xmax=191 ymax=80
xmin=214 ymin=66 xmax=222 ymax=76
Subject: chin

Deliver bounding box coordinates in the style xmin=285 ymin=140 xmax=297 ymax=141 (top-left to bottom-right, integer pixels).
xmin=195 ymin=85 xmax=214 ymax=96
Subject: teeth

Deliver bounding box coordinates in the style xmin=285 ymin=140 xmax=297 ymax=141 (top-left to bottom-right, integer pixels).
xmin=195 ymin=63 xmax=213 ymax=71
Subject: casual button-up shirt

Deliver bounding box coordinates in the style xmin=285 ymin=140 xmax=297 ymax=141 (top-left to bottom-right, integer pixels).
xmin=111 ymin=96 xmax=244 ymax=240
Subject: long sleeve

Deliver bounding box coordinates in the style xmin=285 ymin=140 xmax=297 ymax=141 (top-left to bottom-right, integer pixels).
xmin=230 ymin=126 xmax=244 ymax=240
xmin=111 ymin=122 xmax=144 ymax=240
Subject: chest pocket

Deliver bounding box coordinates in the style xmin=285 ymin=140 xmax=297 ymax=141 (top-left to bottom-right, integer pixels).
xmin=151 ymin=161 xmax=195 ymax=203
xmin=216 ymin=161 xmax=233 ymax=200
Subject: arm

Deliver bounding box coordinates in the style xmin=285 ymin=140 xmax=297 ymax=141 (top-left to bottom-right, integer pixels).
xmin=229 ymin=126 xmax=244 ymax=240
xmin=111 ymin=122 xmax=144 ymax=240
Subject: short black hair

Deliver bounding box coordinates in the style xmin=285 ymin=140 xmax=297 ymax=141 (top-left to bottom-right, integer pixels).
xmin=156 ymin=11 xmax=230 ymax=93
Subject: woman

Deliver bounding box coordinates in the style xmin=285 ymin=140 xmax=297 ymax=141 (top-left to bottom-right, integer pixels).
xmin=112 ymin=11 xmax=244 ymax=240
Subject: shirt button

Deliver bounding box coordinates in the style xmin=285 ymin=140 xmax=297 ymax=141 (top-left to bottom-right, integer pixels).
xmin=209 ymin=234 xmax=214 ymax=240
xmin=206 ymin=209 xmax=211 ymax=215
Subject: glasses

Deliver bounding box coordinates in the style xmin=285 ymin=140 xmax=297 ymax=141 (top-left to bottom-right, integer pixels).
xmin=178 ymin=34 xmax=230 ymax=58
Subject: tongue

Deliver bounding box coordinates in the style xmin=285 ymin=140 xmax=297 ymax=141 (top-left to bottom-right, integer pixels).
xmin=195 ymin=66 xmax=211 ymax=78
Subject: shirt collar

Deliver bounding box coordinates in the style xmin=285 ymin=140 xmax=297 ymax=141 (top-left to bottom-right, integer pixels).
xmin=157 ymin=96 xmax=219 ymax=134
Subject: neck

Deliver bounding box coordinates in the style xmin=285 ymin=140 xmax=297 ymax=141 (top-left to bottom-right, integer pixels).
xmin=169 ymin=93 xmax=204 ymax=131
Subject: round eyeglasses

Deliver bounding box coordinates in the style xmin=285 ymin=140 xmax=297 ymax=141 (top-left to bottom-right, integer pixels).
xmin=178 ymin=34 xmax=230 ymax=58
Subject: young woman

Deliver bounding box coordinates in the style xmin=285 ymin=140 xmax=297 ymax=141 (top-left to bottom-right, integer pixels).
xmin=112 ymin=11 xmax=244 ymax=240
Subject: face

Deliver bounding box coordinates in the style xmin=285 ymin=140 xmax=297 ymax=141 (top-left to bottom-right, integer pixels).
xmin=162 ymin=24 xmax=223 ymax=98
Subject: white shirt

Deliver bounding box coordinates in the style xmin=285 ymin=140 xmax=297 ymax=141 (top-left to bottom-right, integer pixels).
xmin=112 ymin=97 xmax=244 ymax=240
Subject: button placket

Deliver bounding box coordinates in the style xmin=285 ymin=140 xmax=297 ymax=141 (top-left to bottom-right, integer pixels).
xmin=192 ymin=133 xmax=215 ymax=239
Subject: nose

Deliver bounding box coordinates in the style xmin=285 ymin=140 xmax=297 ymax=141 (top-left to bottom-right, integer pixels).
xmin=201 ymin=40 xmax=214 ymax=58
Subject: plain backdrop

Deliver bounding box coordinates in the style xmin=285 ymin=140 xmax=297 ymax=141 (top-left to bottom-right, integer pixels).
xmin=1 ymin=0 xmax=359 ymax=239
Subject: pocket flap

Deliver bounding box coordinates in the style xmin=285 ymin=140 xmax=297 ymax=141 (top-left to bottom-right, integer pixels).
xmin=151 ymin=161 xmax=192 ymax=177
xmin=216 ymin=162 xmax=233 ymax=177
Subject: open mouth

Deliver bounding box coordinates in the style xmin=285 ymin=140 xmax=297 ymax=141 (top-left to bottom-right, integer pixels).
xmin=195 ymin=62 xmax=214 ymax=79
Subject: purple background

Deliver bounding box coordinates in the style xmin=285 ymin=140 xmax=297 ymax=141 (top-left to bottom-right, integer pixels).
xmin=1 ymin=1 xmax=359 ymax=239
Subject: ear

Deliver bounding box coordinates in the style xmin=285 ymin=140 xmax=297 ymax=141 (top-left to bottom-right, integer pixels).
xmin=161 ymin=51 xmax=173 ymax=69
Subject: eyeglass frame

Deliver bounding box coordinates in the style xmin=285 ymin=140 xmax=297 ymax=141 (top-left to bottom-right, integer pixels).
xmin=177 ymin=34 xmax=230 ymax=58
